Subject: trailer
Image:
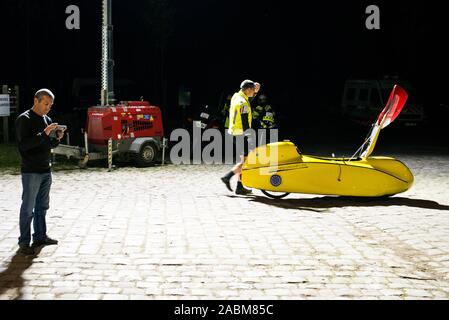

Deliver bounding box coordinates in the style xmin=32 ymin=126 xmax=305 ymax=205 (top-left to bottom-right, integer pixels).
xmin=52 ymin=0 xmax=168 ymax=169
xmin=52 ymin=100 xmax=168 ymax=168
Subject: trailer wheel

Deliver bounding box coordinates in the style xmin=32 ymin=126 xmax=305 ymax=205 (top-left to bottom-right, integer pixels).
xmin=136 ymin=142 xmax=157 ymax=167
xmin=261 ymin=190 xmax=290 ymax=199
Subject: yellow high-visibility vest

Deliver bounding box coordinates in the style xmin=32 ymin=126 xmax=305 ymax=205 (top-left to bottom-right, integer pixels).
xmin=228 ymin=90 xmax=252 ymax=136
xmin=222 ymin=103 xmax=230 ymax=128
xmin=252 ymin=105 xmax=264 ymax=121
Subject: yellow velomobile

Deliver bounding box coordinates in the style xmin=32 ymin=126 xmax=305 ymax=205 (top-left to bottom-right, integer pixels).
xmin=242 ymin=85 xmax=414 ymax=199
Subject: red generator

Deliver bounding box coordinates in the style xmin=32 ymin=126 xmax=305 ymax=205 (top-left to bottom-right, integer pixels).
xmin=51 ymin=2 xmax=167 ymax=168
xmin=86 ymin=101 xmax=165 ymax=166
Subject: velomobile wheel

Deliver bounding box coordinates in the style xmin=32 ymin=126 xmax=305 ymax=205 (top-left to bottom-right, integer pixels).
xmin=261 ymin=190 xmax=290 ymax=199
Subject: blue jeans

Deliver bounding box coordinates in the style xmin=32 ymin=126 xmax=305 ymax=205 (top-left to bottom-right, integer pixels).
xmin=18 ymin=173 xmax=52 ymax=246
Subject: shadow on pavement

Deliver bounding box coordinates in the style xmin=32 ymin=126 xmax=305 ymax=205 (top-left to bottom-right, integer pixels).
xmin=0 ymin=247 xmax=43 ymax=300
xmin=246 ymin=195 xmax=449 ymax=213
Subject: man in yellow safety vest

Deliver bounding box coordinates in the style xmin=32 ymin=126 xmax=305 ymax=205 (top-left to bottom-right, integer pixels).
xmin=221 ymin=79 xmax=260 ymax=195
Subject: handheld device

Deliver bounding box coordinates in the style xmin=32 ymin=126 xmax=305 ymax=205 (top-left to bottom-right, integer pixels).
xmin=49 ymin=125 xmax=67 ymax=138
xmin=55 ymin=125 xmax=67 ymax=131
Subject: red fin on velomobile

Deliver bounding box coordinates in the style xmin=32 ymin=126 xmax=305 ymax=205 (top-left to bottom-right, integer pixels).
xmin=360 ymin=85 xmax=409 ymax=158
xmin=377 ymin=85 xmax=409 ymax=129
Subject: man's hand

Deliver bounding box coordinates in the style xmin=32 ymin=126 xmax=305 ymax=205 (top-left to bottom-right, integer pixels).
xmin=44 ymin=123 xmax=59 ymax=136
xmin=56 ymin=128 xmax=66 ymax=140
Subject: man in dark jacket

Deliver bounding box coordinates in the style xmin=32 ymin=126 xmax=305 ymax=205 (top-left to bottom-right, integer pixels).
xmin=15 ymin=89 xmax=65 ymax=255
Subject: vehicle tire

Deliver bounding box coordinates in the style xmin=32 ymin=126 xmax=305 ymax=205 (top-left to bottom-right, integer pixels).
xmin=135 ymin=142 xmax=157 ymax=167
xmin=377 ymin=194 xmax=394 ymax=199
xmin=261 ymin=190 xmax=290 ymax=199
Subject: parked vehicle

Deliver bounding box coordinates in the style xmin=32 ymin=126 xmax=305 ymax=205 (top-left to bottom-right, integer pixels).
xmin=341 ymin=78 xmax=425 ymax=126
xmin=244 ymin=85 xmax=414 ymax=199
xmin=51 ymin=0 xmax=167 ymax=168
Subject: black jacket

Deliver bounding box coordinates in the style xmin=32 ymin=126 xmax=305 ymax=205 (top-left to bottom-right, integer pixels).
xmin=15 ymin=109 xmax=60 ymax=173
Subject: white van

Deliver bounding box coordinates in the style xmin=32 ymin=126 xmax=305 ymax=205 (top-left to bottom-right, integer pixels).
xmin=341 ymin=79 xmax=425 ymax=126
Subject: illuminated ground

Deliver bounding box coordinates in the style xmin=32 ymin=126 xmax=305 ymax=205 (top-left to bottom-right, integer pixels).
xmin=1 ymin=153 xmax=449 ymax=300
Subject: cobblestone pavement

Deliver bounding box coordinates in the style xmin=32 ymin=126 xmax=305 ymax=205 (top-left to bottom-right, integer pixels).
xmin=1 ymin=154 xmax=449 ymax=300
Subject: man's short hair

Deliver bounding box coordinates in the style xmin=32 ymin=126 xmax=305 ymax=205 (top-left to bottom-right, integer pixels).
xmin=240 ymin=80 xmax=256 ymax=90
xmin=34 ymin=89 xmax=55 ymax=102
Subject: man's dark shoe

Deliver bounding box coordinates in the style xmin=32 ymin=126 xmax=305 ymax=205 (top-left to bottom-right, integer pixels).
xmin=235 ymin=186 xmax=252 ymax=195
xmin=18 ymin=245 xmax=35 ymax=255
xmin=32 ymin=236 xmax=58 ymax=247
xmin=221 ymin=176 xmax=233 ymax=192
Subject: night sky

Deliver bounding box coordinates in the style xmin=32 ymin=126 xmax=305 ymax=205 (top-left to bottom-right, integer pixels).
xmin=1 ymin=0 xmax=449 ymax=141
